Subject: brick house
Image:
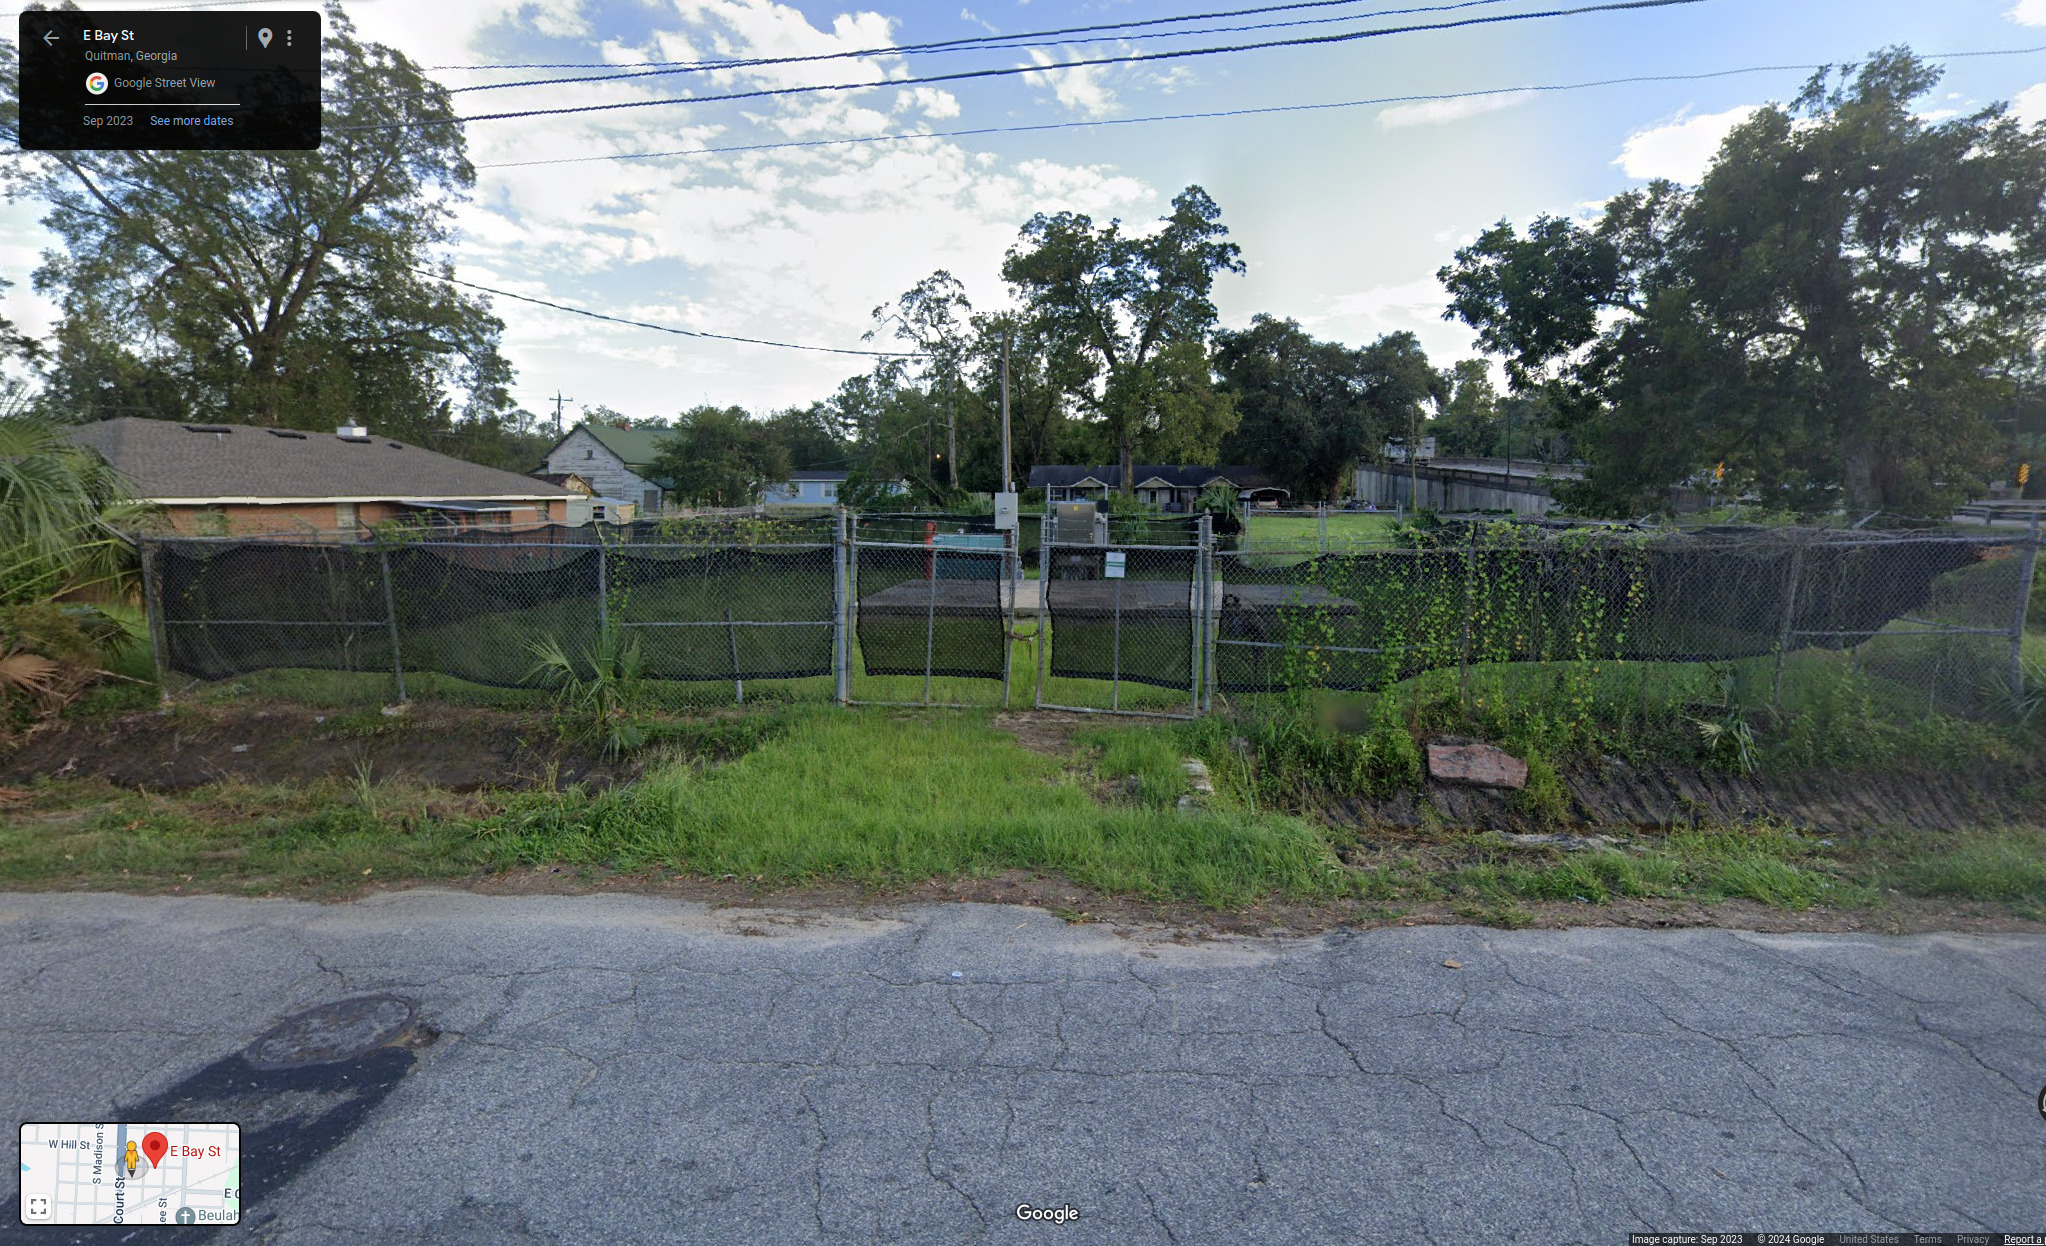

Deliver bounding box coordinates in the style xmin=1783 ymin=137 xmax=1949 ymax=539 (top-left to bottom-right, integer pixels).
xmin=66 ymin=418 xmax=576 ymax=537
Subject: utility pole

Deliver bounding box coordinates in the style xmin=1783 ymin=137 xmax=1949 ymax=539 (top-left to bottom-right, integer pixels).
xmin=1503 ymin=398 xmax=1513 ymax=501
xmin=1410 ymin=405 xmax=1421 ymax=513
xmin=552 ymin=390 xmax=573 ymax=436
xmin=1000 ymin=328 xmax=1013 ymax=494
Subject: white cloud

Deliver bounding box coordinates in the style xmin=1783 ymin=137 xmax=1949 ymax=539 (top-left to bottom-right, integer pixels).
xmin=1313 ymin=278 xmax=1450 ymax=339
xmin=2011 ymin=0 xmax=2046 ymax=26
xmin=1024 ymin=48 xmax=1118 ymax=117
xmin=2016 ymin=83 xmax=2046 ymax=126
xmin=1377 ymin=91 xmax=1534 ymax=130
xmin=0 ymin=0 xmax=1163 ymax=414
xmin=897 ymin=87 xmax=962 ymax=120
xmin=1615 ymin=105 xmax=1760 ymax=183
xmin=440 ymin=1 xmax=1155 ymax=411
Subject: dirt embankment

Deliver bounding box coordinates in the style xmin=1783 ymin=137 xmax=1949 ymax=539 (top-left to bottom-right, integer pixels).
xmin=1 ymin=703 xmax=642 ymax=793
xmin=1329 ymin=759 xmax=2039 ymax=837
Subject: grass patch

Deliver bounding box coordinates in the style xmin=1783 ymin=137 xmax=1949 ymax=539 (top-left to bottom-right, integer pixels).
xmin=1868 ymin=826 xmax=2046 ymax=905
xmin=0 ymin=778 xmax=493 ymax=893
xmin=1076 ymin=725 xmax=1189 ymax=809
xmin=6 ymin=696 xmax=2040 ymax=925
xmin=1341 ymin=822 xmax=1854 ymax=912
xmin=472 ymin=711 xmax=1343 ymax=907
xmin=1239 ymin=511 xmax=1401 ymax=552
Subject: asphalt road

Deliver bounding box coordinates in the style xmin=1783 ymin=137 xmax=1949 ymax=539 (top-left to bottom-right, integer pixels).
xmin=3 ymin=890 xmax=2043 ymax=1244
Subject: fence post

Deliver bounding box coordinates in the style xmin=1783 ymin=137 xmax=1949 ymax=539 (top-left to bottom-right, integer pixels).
xmin=1199 ymin=513 xmax=1215 ymax=713
xmin=1190 ymin=517 xmax=1206 ymax=716
xmin=834 ymin=508 xmax=850 ymax=705
xmin=1318 ymin=501 xmax=1328 ymax=554
xmin=137 ymin=537 xmax=168 ymax=699
xmin=1001 ymin=527 xmax=1014 ymax=709
xmin=1771 ymin=537 xmax=1806 ymax=710
xmin=1036 ymin=509 xmax=1051 ymax=708
xmin=923 ymin=550 xmax=938 ymax=707
xmin=595 ymin=539 xmax=609 ymax=638
xmin=378 ymin=543 xmax=407 ymax=704
xmin=1110 ymin=565 xmax=1123 ymax=712
xmin=848 ymin=512 xmax=861 ymax=703
xmin=2011 ymin=513 xmax=2041 ymax=712
xmin=726 ymin=608 xmax=744 ymax=705
xmin=1459 ymin=521 xmax=1476 ymax=705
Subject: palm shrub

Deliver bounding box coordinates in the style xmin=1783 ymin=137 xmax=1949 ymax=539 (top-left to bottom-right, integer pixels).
xmin=524 ymin=631 xmax=650 ymax=754
xmin=0 ymin=415 xmax=151 ymax=606
xmin=0 ymin=414 xmax=156 ymax=722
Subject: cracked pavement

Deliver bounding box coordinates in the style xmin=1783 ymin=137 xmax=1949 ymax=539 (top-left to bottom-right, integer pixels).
xmin=2 ymin=890 xmax=2043 ymax=1244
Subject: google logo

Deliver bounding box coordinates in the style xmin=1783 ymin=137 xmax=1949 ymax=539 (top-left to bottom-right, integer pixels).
xmin=85 ymin=72 xmax=108 ymax=94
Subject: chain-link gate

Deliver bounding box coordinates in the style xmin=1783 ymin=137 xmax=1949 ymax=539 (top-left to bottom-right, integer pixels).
xmin=845 ymin=514 xmax=1020 ymax=708
xmin=1031 ymin=509 xmax=1207 ymax=718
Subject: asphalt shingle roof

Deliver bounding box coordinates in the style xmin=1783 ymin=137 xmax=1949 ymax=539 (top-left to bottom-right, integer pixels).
xmin=576 ymin=424 xmax=676 ymax=466
xmin=65 ymin=418 xmax=574 ymax=503
xmin=1027 ymin=464 xmax=1277 ymax=490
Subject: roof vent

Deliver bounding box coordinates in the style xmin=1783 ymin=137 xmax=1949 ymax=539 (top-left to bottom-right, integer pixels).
xmin=184 ymin=424 xmax=235 ymax=434
xmin=266 ymin=428 xmax=307 ymax=439
xmin=336 ymin=423 xmax=369 ymax=439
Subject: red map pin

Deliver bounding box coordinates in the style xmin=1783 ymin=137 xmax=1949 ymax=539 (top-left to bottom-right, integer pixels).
xmin=141 ymin=1132 xmax=168 ymax=1170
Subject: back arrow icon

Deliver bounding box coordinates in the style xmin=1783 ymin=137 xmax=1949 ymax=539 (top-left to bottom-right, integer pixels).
xmin=41 ymin=30 xmax=57 ymax=46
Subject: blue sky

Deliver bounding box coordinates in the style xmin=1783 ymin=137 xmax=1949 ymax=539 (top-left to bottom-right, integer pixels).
xmin=5 ymin=0 xmax=2046 ymax=422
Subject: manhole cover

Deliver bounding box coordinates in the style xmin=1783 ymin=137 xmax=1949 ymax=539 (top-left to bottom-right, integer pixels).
xmin=244 ymin=996 xmax=417 ymax=1070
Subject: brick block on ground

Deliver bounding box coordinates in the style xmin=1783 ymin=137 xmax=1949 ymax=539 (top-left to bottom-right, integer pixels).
xmin=1426 ymin=742 xmax=1529 ymax=790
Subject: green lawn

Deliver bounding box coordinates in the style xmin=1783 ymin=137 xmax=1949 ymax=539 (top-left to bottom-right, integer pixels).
xmin=1239 ymin=511 xmax=1401 ymax=552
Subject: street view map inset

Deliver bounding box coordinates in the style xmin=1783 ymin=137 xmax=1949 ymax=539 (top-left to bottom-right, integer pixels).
xmin=19 ymin=1123 xmax=240 ymax=1227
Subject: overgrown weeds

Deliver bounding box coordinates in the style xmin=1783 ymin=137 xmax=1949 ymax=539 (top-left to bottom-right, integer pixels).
xmin=1857 ymin=826 xmax=2046 ymax=907
xmin=471 ymin=710 xmax=1345 ymax=907
xmin=1175 ymin=697 xmax=1421 ymax=812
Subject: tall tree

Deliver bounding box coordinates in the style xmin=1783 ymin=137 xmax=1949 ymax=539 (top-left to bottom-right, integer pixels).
xmin=1429 ymin=360 xmax=1501 ymax=458
xmin=1002 ymin=186 xmax=1244 ymax=491
xmin=867 ymin=270 xmax=977 ymax=493
xmin=648 ymin=406 xmax=791 ymax=507
xmin=869 ymin=272 xmax=975 ymax=493
xmin=1360 ymin=331 xmax=1449 ymax=478
xmin=1441 ymin=49 xmax=2046 ymax=517
xmin=1 ymin=4 xmax=512 ymax=440
xmin=1216 ymin=316 xmax=1404 ymax=501
xmin=764 ymin=404 xmax=851 ymax=472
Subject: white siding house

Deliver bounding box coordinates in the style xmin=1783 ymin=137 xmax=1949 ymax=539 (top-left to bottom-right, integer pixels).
xmin=537 ymin=425 xmax=670 ymax=515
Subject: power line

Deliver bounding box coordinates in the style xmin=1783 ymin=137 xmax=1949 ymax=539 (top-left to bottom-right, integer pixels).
xmin=417 ymin=269 xmax=929 ymax=359
xmin=409 ymin=0 xmax=1526 ymax=95
xmin=340 ymin=0 xmax=1712 ymax=132
xmin=469 ymin=44 xmax=2046 ymax=171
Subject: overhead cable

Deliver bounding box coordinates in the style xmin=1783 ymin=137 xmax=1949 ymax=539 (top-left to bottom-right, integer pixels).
xmin=338 ymin=0 xmax=1712 ymax=132
xmin=469 ymin=44 xmax=2046 ymax=171
xmin=419 ymin=269 xmax=929 ymax=358
xmin=408 ymin=0 xmax=1526 ymax=94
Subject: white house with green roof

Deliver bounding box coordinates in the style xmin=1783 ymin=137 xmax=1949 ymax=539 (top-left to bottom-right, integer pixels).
xmin=538 ymin=424 xmax=672 ymax=515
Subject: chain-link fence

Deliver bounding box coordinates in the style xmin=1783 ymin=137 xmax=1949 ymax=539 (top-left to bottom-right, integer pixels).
xmin=1208 ymin=520 xmax=2041 ymax=722
xmin=138 ymin=514 xmax=2040 ymax=723
xmin=144 ymin=523 xmax=846 ymax=709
